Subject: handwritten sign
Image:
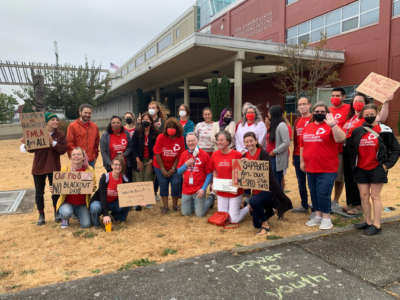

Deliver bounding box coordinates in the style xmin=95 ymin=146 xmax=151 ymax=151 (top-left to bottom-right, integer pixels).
xmin=117 ymin=181 xmax=156 ymax=207
xmin=52 ymin=171 xmax=94 ymax=195
xmin=232 ymin=159 xmax=269 ymax=191
xmin=20 ymin=112 xmax=50 ymax=150
xmin=356 ymin=72 xmax=400 ymax=103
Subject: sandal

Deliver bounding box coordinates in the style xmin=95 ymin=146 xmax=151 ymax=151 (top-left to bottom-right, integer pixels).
xmin=346 ymin=208 xmax=362 ymax=215
xmin=257 ymin=225 xmax=270 ymax=235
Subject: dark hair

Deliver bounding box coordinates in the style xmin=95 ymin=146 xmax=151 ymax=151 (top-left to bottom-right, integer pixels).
xmin=137 ymin=112 xmax=156 ymax=134
xmin=219 ymin=108 xmax=232 ymax=127
xmin=346 ymin=92 xmax=369 ymax=120
xmin=179 ymin=104 xmax=190 ymax=116
xmin=298 ymin=96 xmax=311 ymax=104
xmin=79 ymin=103 xmax=93 ymax=113
xmin=112 ymin=155 xmax=126 ymax=174
xmin=243 ymin=131 xmax=260 ymax=148
xmin=106 ymin=115 xmax=124 ymax=134
xmin=164 ymin=117 xmax=183 ymax=137
xmin=360 ymin=103 xmax=378 ymax=117
xmin=215 ymin=130 xmax=232 ymax=145
xmin=268 ymin=105 xmax=284 ymax=143
xmin=310 ymin=102 xmax=329 ymax=122
xmin=202 ymin=107 xmax=212 ymax=114
xmin=332 ymin=87 xmax=346 ymax=96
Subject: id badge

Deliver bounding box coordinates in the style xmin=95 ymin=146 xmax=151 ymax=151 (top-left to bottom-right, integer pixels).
xmin=189 ymin=175 xmax=194 ymax=185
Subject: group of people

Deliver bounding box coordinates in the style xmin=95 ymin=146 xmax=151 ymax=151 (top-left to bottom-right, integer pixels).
xmin=22 ymin=89 xmax=399 ymax=236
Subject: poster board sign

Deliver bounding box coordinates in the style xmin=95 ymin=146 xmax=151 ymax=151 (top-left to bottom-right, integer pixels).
xmin=213 ymin=178 xmax=238 ymax=193
xmin=356 ymin=72 xmax=400 ymax=103
xmin=20 ymin=112 xmax=50 ymax=150
xmin=117 ymin=181 xmax=156 ymax=207
xmin=232 ymin=159 xmax=269 ymax=191
xmin=52 ymin=171 xmax=94 ymax=195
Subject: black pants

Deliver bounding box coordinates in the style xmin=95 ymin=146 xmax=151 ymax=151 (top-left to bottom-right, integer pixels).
xmin=249 ymin=191 xmax=274 ymax=229
xmin=343 ymin=145 xmax=361 ymax=207
xmin=33 ymin=174 xmax=59 ymax=213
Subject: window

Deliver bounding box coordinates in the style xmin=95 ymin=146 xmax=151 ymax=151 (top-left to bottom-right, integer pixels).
xmin=127 ymin=62 xmax=135 ymax=73
xmin=157 ymin=33 xmax=173 ymax=52
xmin=286 ymin=0 xmax=380 ymax=44
xmin=286 ymin=0 xmax=298 ymax=5
xmin=394 ymin=0 xmax=400 ymax=16
xmin=135 ymin=55 xmax=145 ymax=67
xmin=145 ymin=46 xmax=156 ymax=60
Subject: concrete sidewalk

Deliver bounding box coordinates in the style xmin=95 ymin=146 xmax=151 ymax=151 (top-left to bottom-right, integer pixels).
xmin=2 ymin=221 xmax=400 ymax=300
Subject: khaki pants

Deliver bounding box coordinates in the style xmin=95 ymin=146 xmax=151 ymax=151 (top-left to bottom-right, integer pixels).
xmin=132 ymin=158 xmax=154 ymax=182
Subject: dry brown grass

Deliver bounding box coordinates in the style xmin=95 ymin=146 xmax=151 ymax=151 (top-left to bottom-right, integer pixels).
xmin=0 ymin=138 xmax=399 ymax=293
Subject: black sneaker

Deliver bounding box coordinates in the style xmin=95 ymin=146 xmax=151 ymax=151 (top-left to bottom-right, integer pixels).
xmin=354 ymin=222 xmax=370 ymax=230
xmin=363 ymin=225 xmax=381 ymax=236
xmin=37 ymin=213 xmax=45 ymax=226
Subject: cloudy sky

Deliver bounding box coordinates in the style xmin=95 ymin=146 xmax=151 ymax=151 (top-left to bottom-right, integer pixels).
xmin=0 ymin=0 xmax=195 ymax=96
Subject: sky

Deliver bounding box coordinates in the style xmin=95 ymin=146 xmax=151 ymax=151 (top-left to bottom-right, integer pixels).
xmin=0 ymin=0 xmax=195 ymax=98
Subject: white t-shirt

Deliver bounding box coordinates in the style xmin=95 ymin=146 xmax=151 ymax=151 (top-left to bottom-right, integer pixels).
xmin=235 ymin=121 xmax=267 ymax=153
xmin=195 ymin=121 xmax=214 ymax=152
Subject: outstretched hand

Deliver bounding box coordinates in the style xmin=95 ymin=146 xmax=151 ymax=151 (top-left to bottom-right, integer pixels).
xmin=324 ymin=113 xmax=337 ymax=127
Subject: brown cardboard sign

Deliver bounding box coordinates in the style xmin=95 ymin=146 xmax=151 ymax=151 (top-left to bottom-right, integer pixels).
xmin=232 ymin=159 xmax=269 ymax=191
xmin=52 ymin=171 xmax=94 ymax=195
xmin=117 ymin=181 xmax=156 ymax=207
xmin=20 ymin=112 xmax=50 ymax=150
xmin=356 ymin=72 xmax=400 ymax=103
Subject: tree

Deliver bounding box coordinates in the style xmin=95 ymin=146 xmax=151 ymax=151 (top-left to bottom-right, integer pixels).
xmin=0 ymin=93 xmax=18 ymax=123
xmin=208 ymin=75 xmax=232 ymax=121
xmin=274 ymin=38 xmax=340 ymax=102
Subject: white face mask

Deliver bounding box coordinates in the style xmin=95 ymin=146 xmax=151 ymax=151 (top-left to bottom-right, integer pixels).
xmin=148 ymin=109 xmax=156 ymax=116
xmin=179 ymin=110 xmax=187 ymax=117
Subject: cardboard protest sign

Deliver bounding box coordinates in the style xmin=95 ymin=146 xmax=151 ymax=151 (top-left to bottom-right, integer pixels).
xmin=232 ymin=159 xmax=269 ymax=191
xmin=52 ymin=171 xmax=94 ymax=195
xmin=20 ymin=112 xmax=50 ymax=150
xmin=117 ymin=181 xmax=156 ymax=207
xmin=356 ymin=72 xmax=400 ymax=103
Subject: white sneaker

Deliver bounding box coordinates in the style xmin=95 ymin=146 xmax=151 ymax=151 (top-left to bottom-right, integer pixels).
xmin=319 ymin=218 xmax=333 ymax=230
xmin=305 ymin=216 xmax=321 ymax=227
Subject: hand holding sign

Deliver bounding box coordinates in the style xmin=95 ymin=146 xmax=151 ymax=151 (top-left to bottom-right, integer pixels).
xmin=356 ymin=72 xmax=400 ymax=103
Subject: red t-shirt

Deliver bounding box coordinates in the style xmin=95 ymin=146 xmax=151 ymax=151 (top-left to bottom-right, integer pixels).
xmin=265 ymin=133 xmax=275 ymax=154
xmin=143 ymin=134 xmax=150 ymax=159
xmin=178 ymin=149 xmax=212 ymax=195
xmin=107 ymin=172 xmax=123 ymax=203
xmin=245 ymin=148 xmax=262 ymax=195
xmin=329 ymin=103 xmax=351 ymax=127
xmin=210 ymin=150 xmax=243 ymax=197
xmin=180 ymin=120 xmax=188 ymax=127
xmin=124 ymin=127 xmax=135 ymax=138
xmin=343 ymin=115 xmax=364 ymax=138
xmin=357 ymin=125 xmax=381 ymax=170
xmin=109 ymin=132 xmax=128 ymax=161
xmin=301 ymin=122 xmax=339 ymax=173
xmin=294 ymin=116 xmax=311 ymax=156
xmin=153 ymin=134 xmax=185 ymax=170
xmin=65 ymin=167 xmax=87 ymax=206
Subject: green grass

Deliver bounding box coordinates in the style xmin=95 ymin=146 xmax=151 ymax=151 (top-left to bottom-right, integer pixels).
xmin=118 ymin=259 xmax=155 ymax=271
xmin=0 ymin=270 xmax=11 ymax=279
xmin=267 ymin=235 xmax=283 ymax=240
xmin=331 ymin=216 xmax=347 ymax=227
xmin=21 ymin=269 xmax=35 ymax=275
xmin=82 ymin=232 xmax=97 ymax=239
xmin=156 ymin=234 xmax=165 ymax=238
xmin=235 ymin=243 xmax=244 ymax=247
xmin=162 ymin=248 xmax=178 ymax=256
xmin=91 ymin=269 xmax=101 ymax=274
xmin=72 ymin=230 xmax=84 ymax=237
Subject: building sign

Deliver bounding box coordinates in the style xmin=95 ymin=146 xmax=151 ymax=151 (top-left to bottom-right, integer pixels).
xmin=233 ymin=11 xmax=272 ymax=38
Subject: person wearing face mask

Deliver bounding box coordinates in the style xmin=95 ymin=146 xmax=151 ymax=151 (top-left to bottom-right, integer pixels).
xmin=300 ymin=103 xmax=346 ymax=230
xmin=123 ymin=112 xmax=136 ymax=138
xmin=153 ymin=118 xmax=185 ymax=214
xmin=211 ymin=108 xmax=236 ymax=150
xmin=346 ymin=104 xmax=400 ymax=235
xmin=178 ymin=104 xmax=194 ymax=148
xmin=235 ymin=104 xmax=267 ymax=154
xmin=148 ymin=101 xmax=166 ymax=132
xmin=100 ymin=116 xmax=132 ymax=173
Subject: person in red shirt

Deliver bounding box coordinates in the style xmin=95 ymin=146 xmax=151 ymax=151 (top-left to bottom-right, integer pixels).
xmin=153 ymin=118 xmax=185 ymax=214
xmin=347 ymin=104 xmax=400 ymax=235
xmin=300 ymin=102 xmax=346 ymax=230
xmin=210 ymin=131 xmax=248 ymax=223
xmin=100 ymin=116 xmax=132 ymax=173
xmin=177 ymin=133 xmax=213 ymax=217
xmin=90 ymin=156 xmax=131 ymax=227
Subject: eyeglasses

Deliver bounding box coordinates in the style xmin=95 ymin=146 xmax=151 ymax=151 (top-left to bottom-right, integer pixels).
xmin=314 ymin=111 xmax=326 ymax=114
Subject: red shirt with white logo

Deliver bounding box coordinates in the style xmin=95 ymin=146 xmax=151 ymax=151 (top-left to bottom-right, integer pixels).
xmin=210 ymin=149 xmax=243 ymax=197
xmin=329 ymin=103 xmax=351 ymax=127
xmin=65 ymin=167 xmax=87 ymax=206
xmin=301 ymin=122 xmax=339 ymax=173
xmin=109 ymin=132 xmax=128 ymax=161
xmin=153 ymin=134 xmax=185 ymax=170
xmin=343 ymin=115 xmax=364 ymax=138
xmin=294 ymin=116 xmax=311 ymax=156
xmin=107 ymin=172 xmax=123 ymax=203
xmin=357 ymin=125 xmax=381 ymax=170
xmin=245 ymin=148 xmax=262 ymax=195
xmin=178 ymin=148 xmax=212 ymax=195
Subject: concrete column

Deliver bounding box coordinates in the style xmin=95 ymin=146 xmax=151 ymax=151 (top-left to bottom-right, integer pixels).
xmin=183 ymin=78 xmax=190 ymax=106
xmin=155 ymin=87 xmax=161 ymax=101
xmin=234 ymin=51 xmax=245 ymax=122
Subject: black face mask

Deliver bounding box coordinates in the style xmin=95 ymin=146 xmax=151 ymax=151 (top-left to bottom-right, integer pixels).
xmin=125 ymin=118 xmax=133 ymax=124
xmin=223 ymin=117 xmax=232 ymax=124
xmin=365 ymin=116 xmax=376 ymax=124
xmin=142 ymin=121 xmax=150 ymax=128
xmin=313 ymin=113 xmax=326 ymax=122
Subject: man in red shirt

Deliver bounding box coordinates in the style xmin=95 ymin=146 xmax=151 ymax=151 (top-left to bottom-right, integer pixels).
xmin=177 ymin=133 xmax=213 ymax=217
xmin=292 ymin=96 xmax=312 ymax=213
xmin=329 ymin=88 xmax=350 ymax=211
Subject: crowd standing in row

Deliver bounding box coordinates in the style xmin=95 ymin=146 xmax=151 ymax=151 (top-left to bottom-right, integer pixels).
xmin=22 ymin=89 xmax=399 ymax=236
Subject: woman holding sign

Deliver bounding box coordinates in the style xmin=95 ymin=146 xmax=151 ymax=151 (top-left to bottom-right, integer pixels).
xmin=90 ymin=155 xmax=131 ymax=226
xmin=210 ymin=131 xmax=248 ymax=223
xmin=55 ymin=147 xmax=96 ymax=228
xmin=243 ymin=132 xmax=292 ymax=235
xmin=21 ymin=112 xmax=67 ymax=225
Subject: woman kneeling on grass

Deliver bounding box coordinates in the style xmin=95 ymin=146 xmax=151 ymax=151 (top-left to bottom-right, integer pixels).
xmin=90 ymin=155 xmax=131 ymax=226
xmin=243 ymin=132 xmax=293 ymax=235
xmin=55 ymin=147 xmax=96 ymax=229
xmin=347 ymin=104 xmax=400 ymax=235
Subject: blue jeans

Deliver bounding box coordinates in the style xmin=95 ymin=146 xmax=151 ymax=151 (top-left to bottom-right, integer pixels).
xmin=249 ymin=191 xmax=274 ymax=228
xmin=89 ymin=201 xmax=130 ymax=226
xmin=293 ymin=155 xmax=309 ymax=209
xmin=270 ymin=157 xmax=283 ymax=189
xmin=154 ymin=167 xmax=182 ymax=197
xmin=181 ymin=193 xmax=213 ymax=217
xmin=59 ymin=203 xmax=91 ymax=228
xmin=307 ymin=172 xmax=337 ymax=214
